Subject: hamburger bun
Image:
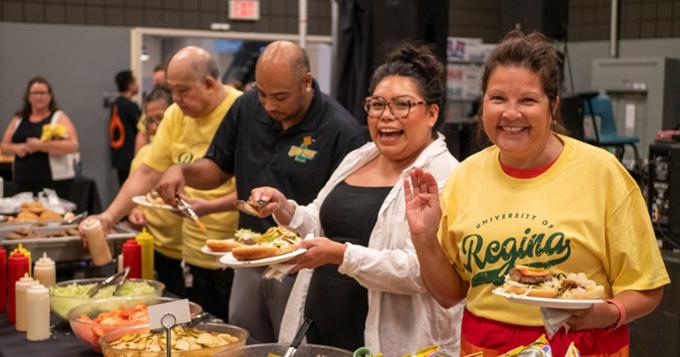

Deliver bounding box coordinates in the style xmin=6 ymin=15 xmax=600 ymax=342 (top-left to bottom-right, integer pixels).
xmin=503 ymin=283 xmax=559 ymax=298
xmin=17 ymin=211 xmax=40 ymax=221
xmin=231 ymin=245 xmax=279 ymax=261
xmin=40 ymin=209 xmax=62 ymax=221
xmin=21 ymin=202 xmax=45 ymax=214
xmin=206 ymin=239 xmax=242 ymax=252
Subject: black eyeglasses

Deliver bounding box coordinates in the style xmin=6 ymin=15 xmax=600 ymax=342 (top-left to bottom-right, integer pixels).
xmin=363 ymin=96 xmax=425 ymax=119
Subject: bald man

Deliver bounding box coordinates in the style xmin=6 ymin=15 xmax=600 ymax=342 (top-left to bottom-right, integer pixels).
xmin=81 ymin=46 xmax=242 ymax=321
xmin=156 ymin=41 xmax=365 ymax=342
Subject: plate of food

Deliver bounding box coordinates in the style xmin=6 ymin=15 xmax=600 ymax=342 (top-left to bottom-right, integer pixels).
xmin=218 ymin=226 xmax=305 ymax=268
xmin=493 ymin=265 xmax=606 ymax=310
xmin=131 ymin=192 xmax=178 ymax=211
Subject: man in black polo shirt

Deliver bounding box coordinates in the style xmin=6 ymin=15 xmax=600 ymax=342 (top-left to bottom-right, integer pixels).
xmin=156 ymin=41 xmax=365 ymax=342
xmin=109 ymin=70 xmax=141 ymax=185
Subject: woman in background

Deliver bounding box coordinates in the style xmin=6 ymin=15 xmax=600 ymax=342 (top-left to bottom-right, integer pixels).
xmin=128 ymin=86 xmax=185 ymax=297
xmin=1 ymin=76 xmax=78 ymax=199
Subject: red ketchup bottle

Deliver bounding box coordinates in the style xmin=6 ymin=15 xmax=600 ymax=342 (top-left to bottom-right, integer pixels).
xmin=122 ymin=239 xmax=142 ymax=279
xmin=8 ymin=251 xmax=29 ymax=323
xmin=0 ymin=246 xmax=6 ymax=313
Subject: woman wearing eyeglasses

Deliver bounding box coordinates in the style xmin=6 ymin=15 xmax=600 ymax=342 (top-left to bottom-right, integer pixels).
xmin=248 ymin=43 xmax=463 ymax=355
xmin=1 ymin=76 xmax=79 ymax=199
xmin=127 ymin=87 xmax=187 ymax=297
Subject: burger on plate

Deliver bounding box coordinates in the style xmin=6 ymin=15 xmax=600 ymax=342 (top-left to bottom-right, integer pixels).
xmin=502 ymin=265 xmax=561 ymax=298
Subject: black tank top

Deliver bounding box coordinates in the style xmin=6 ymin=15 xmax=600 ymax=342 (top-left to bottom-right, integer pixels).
xmin=12 ymin=114 xmax=52 ymax=181
xmin=304 ymin=180 xmax=392 ymax=350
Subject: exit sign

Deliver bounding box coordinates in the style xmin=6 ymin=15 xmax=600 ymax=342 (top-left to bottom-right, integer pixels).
xmin=229 ymin=0 xmax=260 ymax=21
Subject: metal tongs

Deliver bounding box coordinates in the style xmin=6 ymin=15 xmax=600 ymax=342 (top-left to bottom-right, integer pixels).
xmin=283 ymin=318 xmax=313 ymax=357
xmin=175 ymin=195 xmax=207 ymax=233
xmin=64 ymin=211 xmax=88 ymax=225
xmin=87 ymin=266 xmax=130 ymax=297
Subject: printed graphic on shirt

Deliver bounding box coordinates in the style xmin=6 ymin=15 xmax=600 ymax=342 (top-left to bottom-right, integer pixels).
xmin=288 ymin=135 xmax=317 ymax=163
xmin=461 ymin=211 xmax=572 ymax=287
xmin=109 ymin=105 xmax=125 ymax=149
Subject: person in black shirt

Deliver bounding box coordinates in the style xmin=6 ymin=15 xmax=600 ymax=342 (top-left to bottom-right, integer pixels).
xmin=109 ymin=70 xmax=141 ymax=185
xmin=1 ymin=76 xmax=79 ymax=199
xmin=155 ymin=41 xmax=365 ymax=342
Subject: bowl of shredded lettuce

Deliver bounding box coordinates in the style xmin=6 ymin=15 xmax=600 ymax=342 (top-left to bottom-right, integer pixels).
xmin=50 ymin=278 xmax=164 ymax=320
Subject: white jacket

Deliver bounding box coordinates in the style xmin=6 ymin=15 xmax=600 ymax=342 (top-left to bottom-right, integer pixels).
xmin=278 ymin=133 xmax=464 ymax=356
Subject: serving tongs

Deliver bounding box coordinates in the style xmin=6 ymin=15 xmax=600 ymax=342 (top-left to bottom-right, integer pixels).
xmin=283 ymin=318 xmax=313 ymax=357
xmin=64 ymin=211 xmax=88 ymax=225
xmin=175 ymin=195 xmax=207 ymax=233
xmin=87 ymin=266 xmax=130 ymax=298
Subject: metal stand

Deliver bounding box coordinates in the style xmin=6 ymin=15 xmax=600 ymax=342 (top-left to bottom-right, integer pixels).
xmin=161 ymin=313 xmax=177 ymax=357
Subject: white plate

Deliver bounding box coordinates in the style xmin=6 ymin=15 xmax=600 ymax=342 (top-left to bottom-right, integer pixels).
xmin=219 ymin=248 xmax=307 ymax=268
xmin=132 ymin=195 xmax=178 ymax=211
xmin=200 ymin=245 xmax=230 ymax=256
xmin=492 ymin=287 xmax=604 ymax=309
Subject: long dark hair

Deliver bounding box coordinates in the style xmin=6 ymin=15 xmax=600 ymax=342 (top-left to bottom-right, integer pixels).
xmin=20 ymin=76 xmax=59 ymax=120
xmin=478 ymin=30 xmax=566 ymax=136
xmin=369 ymin=42 xmax=446 ymax=136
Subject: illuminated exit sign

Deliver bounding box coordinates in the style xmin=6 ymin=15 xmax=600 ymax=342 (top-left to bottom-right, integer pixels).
xmin=229 ymin=0 xmax=260 ymax=21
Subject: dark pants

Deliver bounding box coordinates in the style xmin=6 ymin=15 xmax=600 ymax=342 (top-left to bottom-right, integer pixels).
xmin=154 ymin=251 xmax=185 ymax=298
xmin=116 ymin=168 xmax=129 ymax=186
xmin=187 ymin=264 xmax=233 ymax=322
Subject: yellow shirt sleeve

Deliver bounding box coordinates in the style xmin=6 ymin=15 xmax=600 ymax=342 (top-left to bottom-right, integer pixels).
xmin=606 ymin=187 xmax=671 ymax=294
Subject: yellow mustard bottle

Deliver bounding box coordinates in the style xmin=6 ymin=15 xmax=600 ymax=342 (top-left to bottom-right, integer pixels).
xmin=136 ymin=228 xmax=154 ymax=280
xmin=11 ymin=244 xmax=32 ymax=276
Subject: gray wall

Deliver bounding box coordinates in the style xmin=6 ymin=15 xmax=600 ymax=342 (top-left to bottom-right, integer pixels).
xmin=564 ymin=38 xmax=680 ymax=93
xmin=0 ymin=21 xmax=130 ymax=206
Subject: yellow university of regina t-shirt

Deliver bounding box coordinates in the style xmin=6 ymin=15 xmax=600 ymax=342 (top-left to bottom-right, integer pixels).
xmin=438 ymin=135 xmax=670 ymax=326
xmin=144 ymin=86 xmax=242 ymax=269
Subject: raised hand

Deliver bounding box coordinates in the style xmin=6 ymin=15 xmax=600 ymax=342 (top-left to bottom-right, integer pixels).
xmin=403 ymin=168 xmax=442 ymax=239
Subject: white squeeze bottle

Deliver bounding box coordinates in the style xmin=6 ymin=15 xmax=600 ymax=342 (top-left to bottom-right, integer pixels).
xmin=15 ymin=274 xmax=38 ymax=332
xmin=26 ymin=283 xmax=50 ymax=341
xmin=33 ymin=253 xmax=55 ymax=287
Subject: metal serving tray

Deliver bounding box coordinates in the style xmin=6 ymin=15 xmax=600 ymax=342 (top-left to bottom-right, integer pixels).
xmin=0 ymin=224 xmax=136 ymax=262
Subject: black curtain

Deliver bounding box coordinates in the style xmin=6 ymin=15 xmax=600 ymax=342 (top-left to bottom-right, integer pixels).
xmin=334 ymin=0 xmax=373 ymax=125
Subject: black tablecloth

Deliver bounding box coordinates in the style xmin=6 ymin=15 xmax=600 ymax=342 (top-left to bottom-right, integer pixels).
xmin=3 ymin=176 xmax=102 ymax=214
xmin=0 ymin=313 xmax=98 ymax=357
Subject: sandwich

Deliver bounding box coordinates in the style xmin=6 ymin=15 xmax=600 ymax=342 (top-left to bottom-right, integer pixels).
xmin=502 ymin=265 xmax=561 ymax=298
xmin=231 ymin=226 xmax=300 ymax=261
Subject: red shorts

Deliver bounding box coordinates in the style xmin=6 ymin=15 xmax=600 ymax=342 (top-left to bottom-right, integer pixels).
xmin=461 ymin=309 xmax=629 ymax=357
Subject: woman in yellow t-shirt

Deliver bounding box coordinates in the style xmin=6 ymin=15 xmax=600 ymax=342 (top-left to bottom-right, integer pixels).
xmin=403 ymin=30 xmax=670 ymax=356
xmin=129 ymin=87 xmax=186 ymax=297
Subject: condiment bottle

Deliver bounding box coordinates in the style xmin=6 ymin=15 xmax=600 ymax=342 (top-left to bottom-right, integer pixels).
xmin=12 ymin=244 xmax=32 ymax=276
xmin=82 ymin=218 xmax=112 ymax=266
xmin=15 ymin=274 xmax=38 ymax=331
xmin=7 ymin=251 xmax=29 ymax=323
xmin=33 ymin=253 xmax=55 ymax=287
xmin=122 ymin=239 xmax=142 ymax=279
xmin=136 ymin=228 xmax=154 ymax=280
xmin=0 ymin=246 xmax=7 ymax=313
xmin=26 ymin=283 xmax=50 ymax=341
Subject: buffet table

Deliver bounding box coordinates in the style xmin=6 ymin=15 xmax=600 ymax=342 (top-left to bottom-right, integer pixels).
xmin=0 ymin=313 xmax=98 ymax=357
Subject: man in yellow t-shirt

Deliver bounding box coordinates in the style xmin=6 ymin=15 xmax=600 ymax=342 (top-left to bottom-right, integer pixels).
xmin=81 ymin=46 xmax=241 ymax=321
